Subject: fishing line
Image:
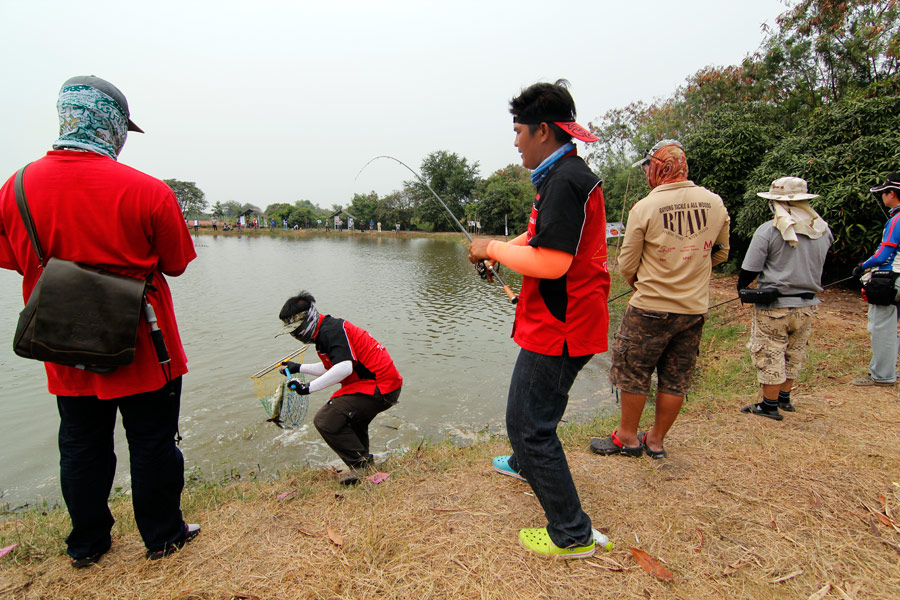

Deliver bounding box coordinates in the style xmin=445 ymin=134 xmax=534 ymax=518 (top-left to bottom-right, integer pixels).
xmin=609 ymin=275 xmax=854 ymax=313
xmin=606 ymin=168 xmax=638 ymax=305
xmin=355 ymin=155 xmax=518 ymax=303
xmin=613 ymin=168 xmax=633 ymax=265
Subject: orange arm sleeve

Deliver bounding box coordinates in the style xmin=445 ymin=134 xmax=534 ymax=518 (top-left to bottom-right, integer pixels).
xmin=486 ymin=240 xmax=573 ymax=279
xmin=508 ymin=232 xmax=528 ymax=246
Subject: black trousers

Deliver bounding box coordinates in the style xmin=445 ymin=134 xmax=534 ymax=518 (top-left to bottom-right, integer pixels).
xmin=313 ymin=387 xmax=400 ymax=469
xmin=57 ymin=377 xmax=186 ymax=559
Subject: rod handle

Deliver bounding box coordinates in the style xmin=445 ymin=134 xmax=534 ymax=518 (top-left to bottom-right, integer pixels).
xmin=502 ymin=284 xmax=519 ymax=304
xmin=486 ymin=264 xmax=518 ymax=304
xmin=143 ymin=300 xmax=170 ymax=364
xmin=150 ymin=328 xmax=171 ymax=364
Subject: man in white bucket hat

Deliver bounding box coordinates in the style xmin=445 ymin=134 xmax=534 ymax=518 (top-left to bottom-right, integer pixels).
xmin=737 ymin=177 xmax=832 ymax=419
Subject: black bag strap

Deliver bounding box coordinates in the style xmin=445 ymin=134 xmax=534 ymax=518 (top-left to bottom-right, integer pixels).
xmin=13 ymin=163 xmax=45 ymax=268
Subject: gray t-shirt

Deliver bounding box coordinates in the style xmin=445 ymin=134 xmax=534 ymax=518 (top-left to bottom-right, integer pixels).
xmin=741 ymin=220 xmax=833 ymax=308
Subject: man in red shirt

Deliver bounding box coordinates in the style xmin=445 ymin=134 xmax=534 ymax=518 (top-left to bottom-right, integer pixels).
xmin=468 ymin=80 xmax=610 ymax=558
xmin=0 ymin=76 xmax=198 ymax=566
xmin=279 ymin=291 xmax=402 ymax=485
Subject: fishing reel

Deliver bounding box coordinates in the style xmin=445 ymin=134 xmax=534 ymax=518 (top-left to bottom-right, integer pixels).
xmin=475 ymin=260 xmax=494 ymax=283
xmin=474 ymin=260 xmax=517 ymax=303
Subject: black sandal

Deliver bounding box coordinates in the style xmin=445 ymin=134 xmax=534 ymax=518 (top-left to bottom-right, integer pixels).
xmin=741 ymin=403 xmax=784 ymax=421
xmin=589 ymin=431 xmax=643 ymax=457
xmin=639 ymin=432 xmax=667 ymax=459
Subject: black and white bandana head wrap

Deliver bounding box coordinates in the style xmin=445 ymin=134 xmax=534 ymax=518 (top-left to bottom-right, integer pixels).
xmin=278 ymin=303 xmax=320 ymax=343
xmin=52 ymin=83 xmax=128 ymax=160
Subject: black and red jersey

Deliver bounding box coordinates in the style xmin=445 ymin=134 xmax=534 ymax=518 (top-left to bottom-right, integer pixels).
xmin=513 ymin=153 xmax=611 ymax=356
xmin=314 ymin=315 xmax=403 ymax=398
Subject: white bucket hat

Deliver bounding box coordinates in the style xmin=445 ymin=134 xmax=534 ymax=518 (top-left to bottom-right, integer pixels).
xmin=757 ymin=176 xmax=819 ymax=201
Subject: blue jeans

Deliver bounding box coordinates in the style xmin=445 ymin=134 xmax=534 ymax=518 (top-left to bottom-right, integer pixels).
xmin=506 ymin=348 xmax=593 ymax=548
xmin=57 ymin=377 xmax=187 ymax=559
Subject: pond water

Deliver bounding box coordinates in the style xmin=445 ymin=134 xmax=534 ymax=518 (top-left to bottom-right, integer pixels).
xmin=0 ymin=233 xmax=616 ymax=507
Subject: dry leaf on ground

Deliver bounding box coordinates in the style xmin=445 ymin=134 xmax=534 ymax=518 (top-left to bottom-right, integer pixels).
xmin=326 ymin=526 xmax=343 ymax=548
xmin=629 ymin=547 xmax=674 ymax=582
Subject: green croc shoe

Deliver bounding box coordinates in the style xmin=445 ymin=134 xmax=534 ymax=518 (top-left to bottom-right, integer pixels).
xmin=518 ymin=527 xmax=596 ymax=559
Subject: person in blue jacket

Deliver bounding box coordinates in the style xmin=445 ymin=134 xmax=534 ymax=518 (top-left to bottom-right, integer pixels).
xmin=852 ymin=173 xmax=900 ymax=386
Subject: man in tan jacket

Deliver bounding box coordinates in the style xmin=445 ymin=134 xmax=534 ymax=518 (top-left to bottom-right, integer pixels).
xmin=591 ymin=140 xmax=730 ymax=458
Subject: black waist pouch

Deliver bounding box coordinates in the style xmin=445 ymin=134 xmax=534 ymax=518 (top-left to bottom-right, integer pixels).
xmin=864 ymin=271 xmax=899 ymax=306
xmin=739 ymin=287 xmax=781 ymax=305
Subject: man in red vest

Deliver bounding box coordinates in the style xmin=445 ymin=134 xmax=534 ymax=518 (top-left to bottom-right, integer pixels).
xmin=468 ymin=80 xmax=610 ymax=558
xmin=279 ymin=291 xmax=403 ymax=485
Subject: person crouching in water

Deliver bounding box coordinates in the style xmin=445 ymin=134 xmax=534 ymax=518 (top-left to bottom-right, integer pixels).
xmin=278 ymin=291 xmax=402 ymax=484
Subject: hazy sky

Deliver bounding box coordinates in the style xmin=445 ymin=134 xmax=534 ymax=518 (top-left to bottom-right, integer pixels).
xmin=0 ymin=0 xmax=787 ymax=211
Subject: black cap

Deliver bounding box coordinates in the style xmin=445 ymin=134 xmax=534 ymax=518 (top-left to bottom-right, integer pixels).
xmin=870 ymin=173 xmax=900 ymax=194
xmin=60 ymin=75 xmax=143 ymax=133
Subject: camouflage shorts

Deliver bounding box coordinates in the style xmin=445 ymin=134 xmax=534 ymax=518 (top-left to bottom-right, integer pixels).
xmin=747 ymin=305 xmax=816 ymax=385
xmin=609 ymin=305 xmax=705 ymax=396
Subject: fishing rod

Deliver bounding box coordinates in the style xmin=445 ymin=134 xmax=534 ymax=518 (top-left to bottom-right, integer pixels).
xmin=610 ymin=275 xmax=856 ymax=311
xmin=355 ymin=155 xmax=518 ymax=303
xmin=709 ymin=275 xmax=856 ymax=310
xmin=608 ymin=289 xmax=633 ymax=303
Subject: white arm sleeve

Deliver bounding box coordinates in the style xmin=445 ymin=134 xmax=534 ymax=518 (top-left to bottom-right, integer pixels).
xmin=297 ymin=362 xmax=327 ymax=376
xmin=308 ymin=360 xmax=353 ymax=393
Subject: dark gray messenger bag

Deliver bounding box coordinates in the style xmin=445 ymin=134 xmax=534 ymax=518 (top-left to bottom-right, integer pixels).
xmin=11 ymin=164 xmax=148 ymax=374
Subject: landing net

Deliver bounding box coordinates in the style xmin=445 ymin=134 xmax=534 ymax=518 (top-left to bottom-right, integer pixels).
xmin=250 ymin=346 xmax=310 ymax=429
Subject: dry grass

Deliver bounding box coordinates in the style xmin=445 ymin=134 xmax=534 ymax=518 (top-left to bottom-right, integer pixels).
xmin=3 ymin=281 xmax=900 ymax=600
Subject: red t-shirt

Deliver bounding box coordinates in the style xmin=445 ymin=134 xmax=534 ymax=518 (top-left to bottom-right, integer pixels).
xmin=512 ymin=154 xmax=610 ymax=356
xmin=0 ymin=151 xmax=196 ymax=399
xmin=314 ymin=315 xmax=402 ymax=398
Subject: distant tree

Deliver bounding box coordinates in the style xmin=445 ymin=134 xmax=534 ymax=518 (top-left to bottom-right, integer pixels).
xmin=376 ymin=190 xmax=414 ymax=230
xmin=472 ymin=165 xmax=533 ymax=235
xmin=211 ymin=201 xmax=225 ymax=219
xmin=164 ymin=179 xmax=208 ymax=217
xmin=265 ymin=202 xmax=293 ymax=224
xmin=407 ymin=151 xmax=479 ymax=231
xmin=220 ymin=201 xmax=242 ymax=221
xmin=295 ymin=199 xmax=320 ymax=213
xmin=287 ymin=200 xmax=323 ymax=228
xmin=349 ymin=192 xmax=379 ymax=228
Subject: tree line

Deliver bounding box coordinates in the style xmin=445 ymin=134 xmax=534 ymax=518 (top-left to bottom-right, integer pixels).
xmin=165 ymin=151 xmax=534 ymax=235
